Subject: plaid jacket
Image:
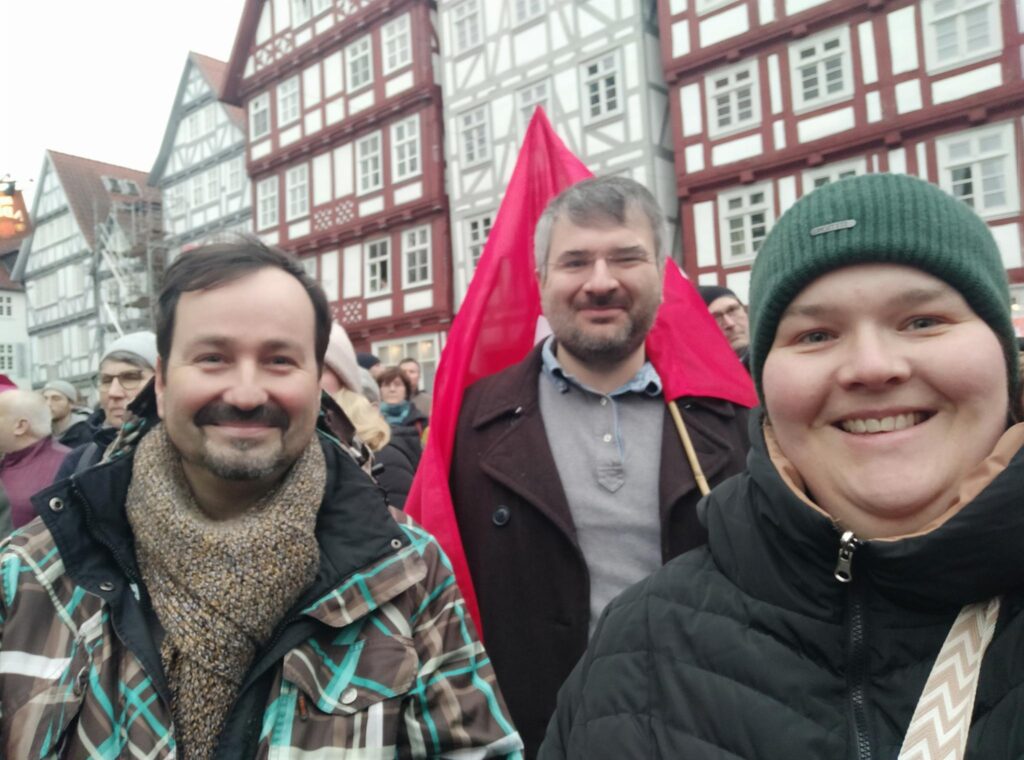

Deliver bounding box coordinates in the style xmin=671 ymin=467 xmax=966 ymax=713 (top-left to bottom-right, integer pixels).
xmin=0 ymin=435 xmax=522 ymax=759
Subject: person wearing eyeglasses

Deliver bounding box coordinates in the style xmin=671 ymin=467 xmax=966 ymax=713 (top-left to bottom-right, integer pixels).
xmin=698 ymin=285 xmax=750 ymax=370
xmin=53 ymin=331 xmax=157 ymax=481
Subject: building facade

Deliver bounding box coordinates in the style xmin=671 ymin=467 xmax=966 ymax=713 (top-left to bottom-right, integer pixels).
xmin=13 ymin=151 xmax=163 ymax=394
xmin=437 ymin=0 xmax=677 ymax=305
xmin=150 ymin=52 xmax=252 ymax=263
xmin=224 ymin=0 xmax=451 ymax=388
xmin=660 ymin=0 xmax=1024 ymax=305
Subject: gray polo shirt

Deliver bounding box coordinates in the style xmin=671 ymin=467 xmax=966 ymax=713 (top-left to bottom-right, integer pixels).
xmin=538 ymin=337 xmax=664 ymax=636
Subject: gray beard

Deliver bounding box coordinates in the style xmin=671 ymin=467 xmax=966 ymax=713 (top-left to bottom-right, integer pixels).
xmin=555 ymin=311 xmax=655 ymax=371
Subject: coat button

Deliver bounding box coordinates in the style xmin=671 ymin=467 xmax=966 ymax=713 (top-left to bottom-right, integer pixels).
xmin=99 ymin=581 xmax=115 ymax=592
xmin=390 ymin=538 xmax=403 ymax=550
xmin=73 ymin=666 xmax=88 ymax=696
xmin=48 ymin=497 xmax=64 ymax=512
xmin=341 ymin=687 xmax=358 ymax=705
xmin=492 ymin=506 xmax=511 ymax=527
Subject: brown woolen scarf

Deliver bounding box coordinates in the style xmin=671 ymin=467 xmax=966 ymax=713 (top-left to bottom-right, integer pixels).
xmin=126 ymin=425 xmax=326 ymax=760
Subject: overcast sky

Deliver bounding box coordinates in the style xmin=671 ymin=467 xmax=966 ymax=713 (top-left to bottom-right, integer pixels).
xmin=2 ymin=0 xmax=247 ymax=206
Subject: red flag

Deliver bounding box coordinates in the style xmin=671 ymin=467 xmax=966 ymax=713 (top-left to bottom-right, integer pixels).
xmin=406 ymin=109 xmax=755 ymax=636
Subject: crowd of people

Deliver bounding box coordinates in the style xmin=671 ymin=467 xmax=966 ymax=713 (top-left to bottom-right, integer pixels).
xmin=0 ymin=172 xmax=1022 ymax=759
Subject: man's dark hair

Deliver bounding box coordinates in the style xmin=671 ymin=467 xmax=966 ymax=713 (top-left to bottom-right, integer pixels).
xmin=376 ymin=366 xmax=413 ymax=401
xmin=156 ymin=239 xmax=331 ymax=372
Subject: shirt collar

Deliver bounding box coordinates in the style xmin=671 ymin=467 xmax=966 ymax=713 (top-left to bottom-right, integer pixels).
xmin=540 ymin=336 xmax=662 ymax=397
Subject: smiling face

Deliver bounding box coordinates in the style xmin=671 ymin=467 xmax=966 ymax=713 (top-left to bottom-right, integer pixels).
xmin=762 ymin=264 xmax=1008 ymax=538
xmin=540 ymin=208 xmax=663 ymax=372
xmin=155 ymin=267 xmax=321 ymax=492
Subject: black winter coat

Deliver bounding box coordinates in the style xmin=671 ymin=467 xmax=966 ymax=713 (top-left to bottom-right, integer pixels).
xmin=540 ymin=410 xmax=1024 ymax=759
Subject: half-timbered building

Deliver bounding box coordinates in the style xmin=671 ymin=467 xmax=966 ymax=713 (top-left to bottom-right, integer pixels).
xmin=660 ymin=0 xmax=1024 ymax=305
xmin=224 ymin=0 xmax=451 ymax=387
xmin=13 ymin=151 xmax=163 ymax=393
xmin=437 ymin=0 xmax=677 ymax=305
xmin=149 ymin=52 xmax=252 ymax=262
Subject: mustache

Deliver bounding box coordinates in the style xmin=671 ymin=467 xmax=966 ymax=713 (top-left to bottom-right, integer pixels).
xmin=577 ymin=292 xmax=630 ymax=308
xmin=193 ymin=401 xmax=289 ymax=429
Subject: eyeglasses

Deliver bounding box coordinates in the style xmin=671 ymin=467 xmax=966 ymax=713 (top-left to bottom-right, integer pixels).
xmin=710 ymin=303 xmax=745 ymax=325
xmin=97 ymin=371 xmax=147 ymax=390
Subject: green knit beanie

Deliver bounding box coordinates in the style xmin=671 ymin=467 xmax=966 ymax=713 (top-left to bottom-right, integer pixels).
xmin=748 ymin=173 xmax=1019 ymax=413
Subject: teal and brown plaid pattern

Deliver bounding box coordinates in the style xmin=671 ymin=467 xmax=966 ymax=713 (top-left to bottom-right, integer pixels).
xmin=0 ymin=511 xmax=523 ymax=758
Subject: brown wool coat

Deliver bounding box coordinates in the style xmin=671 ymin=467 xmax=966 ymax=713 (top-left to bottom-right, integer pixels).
xmin=449 ymin=343 xmax=751 ymax=758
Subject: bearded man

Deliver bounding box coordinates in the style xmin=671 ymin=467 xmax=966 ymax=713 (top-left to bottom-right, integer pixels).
xmin=0 ymin=241 xmax=521 ymax=759
xmin=448 ymin=176 xmax=751 ymax=757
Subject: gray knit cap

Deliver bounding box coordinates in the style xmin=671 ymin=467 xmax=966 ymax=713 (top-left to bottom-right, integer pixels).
xmin=101 ymin=331 xmax=158 ymax=370
xmin=749 ymin=173 xmax=1018 ymax=412
xmin=42 ymin=379 xmax=79 ymax=402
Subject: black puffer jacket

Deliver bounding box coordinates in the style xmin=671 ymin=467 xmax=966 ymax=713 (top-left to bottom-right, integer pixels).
xmin=541 ymin=410 xmax=1024 ymax=759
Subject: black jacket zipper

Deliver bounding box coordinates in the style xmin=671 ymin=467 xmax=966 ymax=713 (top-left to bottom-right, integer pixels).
xmin=836 ymin=531 xmax=873 ymax=760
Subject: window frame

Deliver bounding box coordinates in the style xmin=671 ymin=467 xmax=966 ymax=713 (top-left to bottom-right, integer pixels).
xmin=517 ymin=78 xmax=550 ymax=136
xmin=402 ymin=225 xmax=432 ymax=289
xmin=277 ymin=76 xmax=301 ymax=127
xmin=249 ymin=93 xmax=271 ymax=139
xmin=788 ymin=26 xmax=854 ymax=113
xmin=285 ymin=163 xmax=310 ymax=221
xmin=459 ymin=106 xmax=492 ymax=168
xmin=365 ymin=237 xmax=392 ymax=297
xmin=382 ymin=13 xmax=413 ymax=75
xmin=718 ymin=184 xmax=774 ymax=266
xmin=451 ymin=0 xmax=483 ymax=55
xmin=801 ymin=158 xmax=867 ymax=194
xmin=390 ymin=115 xmax=421 ymax=183
xmin=695 ymin=0 xmax=739 ymax=14
xmin=580 ymin=50 xmax=623 ymax=124
xmin=356 ymin=132 xmax=384 ymax=196
xmin=513 ymin=0 xmax=544 ymax=26
xmin=921 ymin=0 xmax=1002 ymax=73
xmin=466 ymin=212 xmax=494 ymax=269
xmin=346 ymin=35 xmax=373 ymax=93
xmin=256 ymin=175 xmax=279 ymax=231
xmin=705 ymin=61 xmax=761 ymax=139
xmin=936 ymin=121 xmax=1020 ymax=219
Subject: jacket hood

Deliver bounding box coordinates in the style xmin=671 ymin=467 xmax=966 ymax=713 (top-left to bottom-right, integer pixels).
xmin=704 ymin=408 xmax=1024 ymax=619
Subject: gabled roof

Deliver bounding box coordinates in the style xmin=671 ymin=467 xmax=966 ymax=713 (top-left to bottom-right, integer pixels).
xmin=223 ymin=0 xmax=264 ymax=105
xmin=13 ymin=150 xmax=157 ymax=279
xmin=148 ymin=51 xmax=247 ymax=185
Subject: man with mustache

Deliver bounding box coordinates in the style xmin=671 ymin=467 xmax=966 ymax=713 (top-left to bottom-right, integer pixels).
xmin=449 ymin=176 xmax=751 ymax=757
xmin=0 ymin=241 xmax=521 ymax=758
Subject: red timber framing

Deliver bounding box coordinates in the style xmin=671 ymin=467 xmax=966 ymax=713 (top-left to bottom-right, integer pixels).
xmin=658 ymin=0 xmax=1024 ymax=302
xmin=224 ymin=0 xmax=452 ymax=356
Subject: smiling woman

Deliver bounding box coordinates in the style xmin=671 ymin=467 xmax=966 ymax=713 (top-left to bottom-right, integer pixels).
xmin=540 ymin=174 xmax=1024 ymax=760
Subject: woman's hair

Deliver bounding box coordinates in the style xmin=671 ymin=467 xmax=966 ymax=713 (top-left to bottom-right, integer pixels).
xmin=376 ymin=366 xmax=412 ymax=400
xmin=333 ymin=388 xmax=391 ymax=451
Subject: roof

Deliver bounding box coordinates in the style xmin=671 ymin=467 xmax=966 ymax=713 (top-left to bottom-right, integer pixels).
xmin=223 ymin=0 xmax=263 ymax=105
xmin=148 ymin=51 xmax=247 ymax=184
xmin=13 ymin=150 xmax=158 ymax=279
xmin=0 ymin=262 xmax=24 ymax=292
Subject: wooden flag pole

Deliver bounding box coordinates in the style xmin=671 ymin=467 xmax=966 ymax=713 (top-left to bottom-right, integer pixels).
xmin=670 ymin=400 xmax=710 ymax=497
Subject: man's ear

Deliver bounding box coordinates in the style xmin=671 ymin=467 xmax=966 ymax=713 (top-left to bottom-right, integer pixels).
xmin=154 ymin=357 xmax=166 ymax=420
xmin=13 ymin=417 xmax=29 ymax=437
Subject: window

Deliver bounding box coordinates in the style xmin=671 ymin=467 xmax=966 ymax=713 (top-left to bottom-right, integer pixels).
xmin=451 ymin=0 xmax=482 ymax=54
xmin=249 ymin=93 xmax=270 ymax=139
xmin=372 ymin=335 xmax=440 ymax=391
xmin=0 ymin=295 xmax=12 ymax=318
xmin=277 ymin=76 xmax=300 ymax=127
xmin=347 ymin=36 xmax=373 ymax=92
xmin=695 ymin=0 xmax=737 ymax=13
xmin=365 ymin=238 xmax=391 ymax=296
xmin=0 ymin=345 xmax=14 ymax=373
xmin=206 ymin=168 xmax=218 ymax=202
xmin=719 ymin=185 xmax=773 ymax=263
xmin=517 ymin=79 xmax=550 ymax=134
xmin=382 ymin=14 xmax=412 ymax=74
xmin=391 ymin=116 xmax=421 ymax=182
xmin=459 ymin=106 xmax=491 ymax=167
xmin=356 ymin=132 xmax=383 ymax=195
xmin=291 ymin=0 xmax=311 ymax=25
xmin=403 ymin=226 xmax=431 ymax=287
xmin=466 ymin=213 xmax=493 ymax=268
xmin=581 ymin=51 xmax=622 ymax=122
xmin=922 ymin=0 xmax=1001 ymax=71
xmin=256 ymin=176 xmax=279 ymax=230
xmin=789 ymin=27 xmax=852 ymax=112
xmin=802 ymin=159 xmax=866 ymax=193
xmin=937 ymin=122 xmax=1019 ymax=217
xmin=227 ymin=157 xmax=243 ymax=192
xmin=312 ymin=0 xmax=332 ymax=13
xmin=706 ymin=62 xmax=760 ymax=138
xmin=286 ymin=164 xmax=310 ymax=220
xmin=514 ymin=0 xmax=543 ymax=24
xmin=191 ymin=173 xmax=205 ymax=206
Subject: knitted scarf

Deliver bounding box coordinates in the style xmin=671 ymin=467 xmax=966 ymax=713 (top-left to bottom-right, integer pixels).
xmin=380 ymin=400 xmax=413 ymax=426
xmin=126 ymin=425 xmax=326 ymax=760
